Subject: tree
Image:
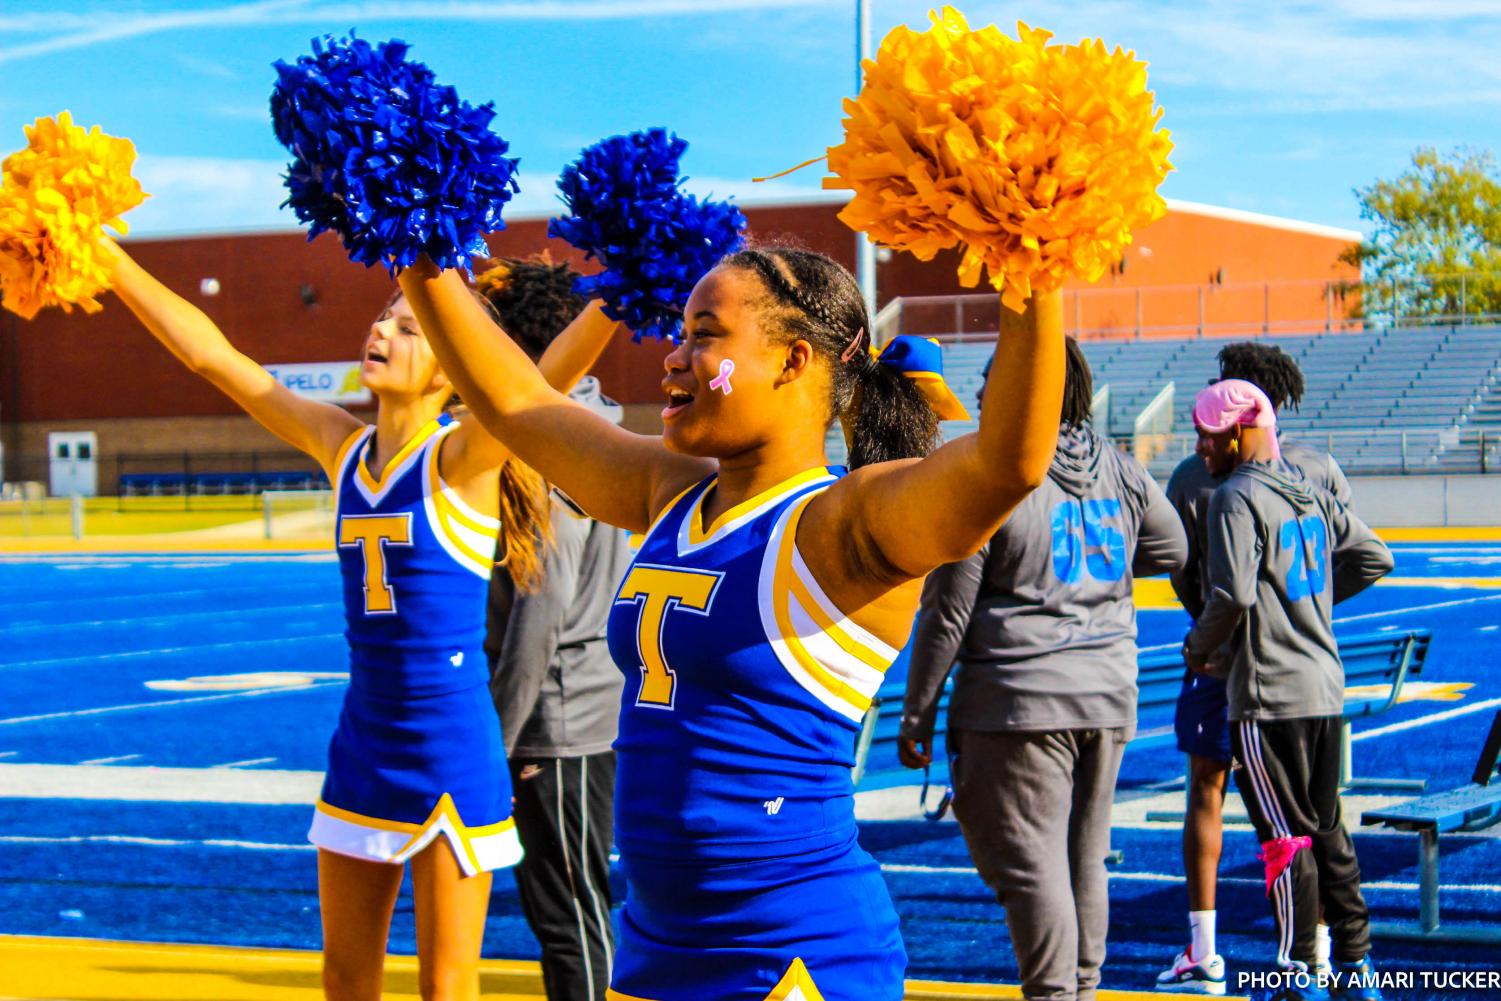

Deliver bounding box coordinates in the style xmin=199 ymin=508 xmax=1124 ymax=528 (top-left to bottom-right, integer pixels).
xmin=1342 ymin=147 xmax=1501 ymax=325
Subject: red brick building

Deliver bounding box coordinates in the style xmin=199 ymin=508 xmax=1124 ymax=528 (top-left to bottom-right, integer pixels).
xmin=0 ymin=199 xmax=1359 ymax=489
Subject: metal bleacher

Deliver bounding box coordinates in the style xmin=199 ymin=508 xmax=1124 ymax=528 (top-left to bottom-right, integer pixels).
xmin=907 ymin=324 xmax=1501 ymax=476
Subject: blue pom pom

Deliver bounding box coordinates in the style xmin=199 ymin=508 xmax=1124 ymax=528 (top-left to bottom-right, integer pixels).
xmin=549 ymin=129 xmax=747 ymax=342
xmin=270 ymin=34 xmax=520 ymax=275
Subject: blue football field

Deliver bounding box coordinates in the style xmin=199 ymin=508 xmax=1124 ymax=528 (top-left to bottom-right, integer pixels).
xmin=2 ymin=545 xmax=1500 ymax=999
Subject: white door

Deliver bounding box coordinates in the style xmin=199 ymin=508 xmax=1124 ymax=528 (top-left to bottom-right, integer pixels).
xmin=48 ymin=431 xmax=98 ymax=498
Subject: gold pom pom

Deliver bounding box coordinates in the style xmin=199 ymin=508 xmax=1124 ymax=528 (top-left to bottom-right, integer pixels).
xmin=824 ymin=8 xmax=1174 ymax=312
xmin=0 ymin=112 xmax=148 ymax=319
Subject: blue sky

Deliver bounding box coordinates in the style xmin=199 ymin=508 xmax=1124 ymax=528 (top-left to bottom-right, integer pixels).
xmin=1 ymin=0 xmax=1498 ymax=238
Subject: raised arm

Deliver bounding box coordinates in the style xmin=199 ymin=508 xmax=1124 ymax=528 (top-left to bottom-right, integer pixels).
xmin=806 ymin=291 xmax=1064 ymax=597
xmin=398 ymin=258 xmax=713 ymax=533
xmin=439 ymin=299 xmax=624 ymax=486
xmin=102 ymin=241 xmax=360 ymax=477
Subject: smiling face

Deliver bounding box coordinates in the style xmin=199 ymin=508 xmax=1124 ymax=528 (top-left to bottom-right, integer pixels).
xmin=659 ymin=266 xmax=825 ymax=458
xmin=360 ymin=294 xmax=450 ymax=401
xmin=1196 ymin=422 xmax=1241 ymax=477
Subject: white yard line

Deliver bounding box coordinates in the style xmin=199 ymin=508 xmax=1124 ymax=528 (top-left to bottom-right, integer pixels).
xmin=0 ymin=834 xmax=311 ymax=851
xmin=1352 ymin=697 xmax=1501 ymax=743
xmin=1 ymin=635 xmax=343 ymax=672
xmin=0 ymin=762 xmax=321 ymax=804
xmin=210 ymin=758 xmax=278 ymax=769
xmin=0 ymin=681 xmax=343 ymax=726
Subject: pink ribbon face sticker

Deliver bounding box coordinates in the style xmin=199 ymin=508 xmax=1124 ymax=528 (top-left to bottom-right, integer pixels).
xmin=709 ymin=358 xmax=735 ymax=395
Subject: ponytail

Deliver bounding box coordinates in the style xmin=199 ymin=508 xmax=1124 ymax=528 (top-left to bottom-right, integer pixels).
xmin=496 ymin=458 xmax=554 ymax=593
xmin=845 ymin=359 xmax=940 ymax=467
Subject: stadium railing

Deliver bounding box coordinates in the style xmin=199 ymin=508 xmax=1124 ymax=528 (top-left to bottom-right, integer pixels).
xmin=874 ymin=275 xmax=1501 ymax=345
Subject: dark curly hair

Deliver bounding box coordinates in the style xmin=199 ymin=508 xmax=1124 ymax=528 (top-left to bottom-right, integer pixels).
xmin=723 ymin=245 xmax=938 ymax=468
xmin=1217 ymin=341 xmax=1305 ymax=412
xmin=475 ymin=256 xmax=587 ymax=361
xmin=1061 ymin=337 xmax=1094 ymax=428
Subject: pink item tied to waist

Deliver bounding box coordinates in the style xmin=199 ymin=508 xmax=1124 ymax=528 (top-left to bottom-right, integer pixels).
xmin=1193 ymin=379 xmax=1281 ymax=459
xmin=1257 ymin=835 xmax=1313 ymax=895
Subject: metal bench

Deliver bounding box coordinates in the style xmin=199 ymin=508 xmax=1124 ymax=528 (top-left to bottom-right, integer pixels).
xmin=854 ymin=630 xmax=1431 ymax=810
xmin=117 ymin=470 xmax=326 ymax=496
xmin=1359 ymin=710 xmax=1501 ymax=944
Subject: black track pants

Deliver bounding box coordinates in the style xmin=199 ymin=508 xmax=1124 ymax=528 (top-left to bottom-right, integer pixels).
xmin=508 ymin=752 xmax=616 ymax=1001
xmin=1230 ymin=716 xmax=1371 ymax=970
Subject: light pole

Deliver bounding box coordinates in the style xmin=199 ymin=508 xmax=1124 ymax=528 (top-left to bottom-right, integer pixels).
xmin=855 ymin=0 xmax=878 ymax=326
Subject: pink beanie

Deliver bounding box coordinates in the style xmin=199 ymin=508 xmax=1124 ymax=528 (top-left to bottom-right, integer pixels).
xmin=1193 ymin=379 xmax=1280 ymax=458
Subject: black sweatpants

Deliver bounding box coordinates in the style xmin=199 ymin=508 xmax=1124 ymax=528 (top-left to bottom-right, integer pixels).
xmin=508 ymin=752 xmax=616 ymax=1001
xmin=1230 ymin=716 xmax=1371 ymax=971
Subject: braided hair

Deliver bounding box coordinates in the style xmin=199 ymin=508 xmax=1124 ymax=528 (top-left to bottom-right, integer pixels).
xmin=1217 ymin=341 xmax=1305 ymax=412
xmin=723 ymin=246 xmax=938 ymax=467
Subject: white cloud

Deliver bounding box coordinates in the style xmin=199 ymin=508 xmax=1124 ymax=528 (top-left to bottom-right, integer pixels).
xmin=119 ymin=154 xmax=840 ymax=237
xmin=0 ymin=0 xmax=844 ymax=64
xmin=128 ymin=155 xmax=295 ymax=236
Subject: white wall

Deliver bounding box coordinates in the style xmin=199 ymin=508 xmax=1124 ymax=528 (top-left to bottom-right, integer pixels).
xmin=1349 ymin=475 xmax=1501 ymax=527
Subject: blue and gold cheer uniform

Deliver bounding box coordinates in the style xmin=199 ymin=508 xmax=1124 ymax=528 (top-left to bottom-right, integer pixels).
xmin=605 ymin=467 xmax=907 ymax=1001
xmin=307 ymin=415 xmax=521 ymax=875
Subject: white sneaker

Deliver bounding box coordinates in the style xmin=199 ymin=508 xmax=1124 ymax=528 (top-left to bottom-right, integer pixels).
xmin=1156 ymin=949 xmax=1228 ymax=995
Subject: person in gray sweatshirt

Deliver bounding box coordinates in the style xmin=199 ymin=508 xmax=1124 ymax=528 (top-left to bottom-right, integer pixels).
xmin=899 ymin=338 xmax=1187 ymax=1001
xmin=1184 ymin=380 xmax=1392 ymax=1001
xmin=1161 ymin=343 xmax=1352 ymax=994
xmin=480 ymin=260 xmax=629 ymax=1001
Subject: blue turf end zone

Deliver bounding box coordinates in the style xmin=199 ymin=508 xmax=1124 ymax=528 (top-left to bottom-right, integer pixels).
xmin=3 ymin=546 xmax=1501 ymax=999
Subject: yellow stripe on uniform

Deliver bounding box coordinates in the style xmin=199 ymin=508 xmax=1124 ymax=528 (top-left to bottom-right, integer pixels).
xmin=766 ymin=957 xmax=827 ymax=1001
xmin=769 ymin=496 xmax=878 ymax=717
xmin=356 ymin=418 xmax=443 ymax=495
xmin=785 ymin=564 xmax=892 ymax=674
xmin=332 ymin=425 xmax=370 ymax=480
xmin=314 ymin=797 xmax=421 ymax=834
xmin=638 ymin=481 xmax=700 ymax=548
xmin=432 ymin=492 xmax=498 ymax=570
xmin=688 ymin=467 xmax=832 ymax=546
xmin=314 ymin=794 xmax=514 ymax=876
xmin=425 ymin=443 xmax=499 ymax=574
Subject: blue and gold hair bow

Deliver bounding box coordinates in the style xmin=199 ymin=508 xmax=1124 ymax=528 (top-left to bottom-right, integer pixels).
xmin=876 ymin=335 xmax=971 ymax=421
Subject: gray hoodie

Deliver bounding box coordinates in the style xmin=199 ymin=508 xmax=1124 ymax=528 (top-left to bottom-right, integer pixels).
xmin=1184 ymin=459 xmax=1393 ymax=722
xmin=1167 ymin=437 xmax=1352 ymax=619
xmin=484 ymin=379 xmax=631 ymax=758
xmin=901 ymin=424 xmax=1188 ymax=737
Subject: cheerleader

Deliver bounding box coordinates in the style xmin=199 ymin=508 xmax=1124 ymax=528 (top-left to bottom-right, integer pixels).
xmin=395 ymin=245 xmax=1065 ymax=1001
xmin=100 ymin=240 xmax=620 ymax=1001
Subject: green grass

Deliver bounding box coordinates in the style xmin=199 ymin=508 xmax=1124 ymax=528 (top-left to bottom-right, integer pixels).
xmin=0 ymin=495 xmax=331 ymax=539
